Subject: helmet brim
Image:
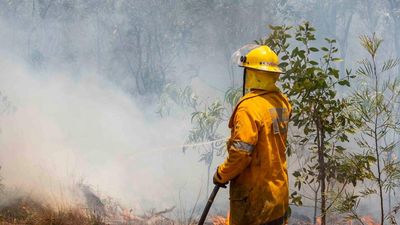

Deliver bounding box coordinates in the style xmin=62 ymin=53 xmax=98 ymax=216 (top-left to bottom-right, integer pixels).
xmin=240 ymin=65 xmax=285 ymax=74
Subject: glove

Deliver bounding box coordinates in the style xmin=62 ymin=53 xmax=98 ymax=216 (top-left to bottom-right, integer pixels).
xmin=213 ymin=169 xmax=228 ymax=188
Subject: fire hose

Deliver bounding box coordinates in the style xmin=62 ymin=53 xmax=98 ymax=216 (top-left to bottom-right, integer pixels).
xmin=198 ymin=185 xmax=220 ymax=225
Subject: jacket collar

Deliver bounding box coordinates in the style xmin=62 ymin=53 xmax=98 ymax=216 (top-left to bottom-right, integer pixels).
xmin=228 ymin=89 xmax=279 ymax=128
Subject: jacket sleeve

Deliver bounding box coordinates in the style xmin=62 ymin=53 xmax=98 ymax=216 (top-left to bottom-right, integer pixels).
xmin=215 ymin=107 xmax=259 ymax=183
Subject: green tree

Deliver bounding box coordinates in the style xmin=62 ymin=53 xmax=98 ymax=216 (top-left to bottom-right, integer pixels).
xmin=158 ymin=82 xmax=243 ymax=199
xmin=158 ymin=84 xmax=228 ymax=198
xmin=260 ymin=22 xmax=360 ymax=225
xmin=350 ymin=34 xmax=400 ymax=225
xmin=187 ymin=101 xmax=225 ymax=197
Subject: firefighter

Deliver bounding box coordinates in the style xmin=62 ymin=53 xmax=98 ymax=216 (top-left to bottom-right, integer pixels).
xmin=213 ymin=45 xmax=291 ymax=225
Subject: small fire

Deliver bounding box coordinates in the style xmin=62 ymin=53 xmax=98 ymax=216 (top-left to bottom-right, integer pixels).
xmin=314 ymin=215 xmax=379 ymax=225
xmin=212 ymin=216 xmax=227 ymax=225
xmin=212 ymin=211 xmax=229 ymax=225
xmin=360 ymin=215 xmax=380 ymax=225
xmin=121 ymin=208 xmax=139 ymax=222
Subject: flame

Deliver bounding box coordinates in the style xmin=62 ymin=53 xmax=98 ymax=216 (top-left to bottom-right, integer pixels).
xmin=360 ymin=215 xmax=380 ymax=225
xmin=212 ymin=213 xmax=379 ymax=225
xmin=313 ymin=215 xmax=379 ymax=225
xmin=121 ymin=209 xmax=140 ymax=222
xmin=212 ymin=211 xmax=229 ymax=225
xmin=212 ymin=216 xmax=227 ymax=225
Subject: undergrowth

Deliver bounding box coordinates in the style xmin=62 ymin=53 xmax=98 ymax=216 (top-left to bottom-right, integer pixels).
xmin=0 ymin=196 xmax=105 ymax=225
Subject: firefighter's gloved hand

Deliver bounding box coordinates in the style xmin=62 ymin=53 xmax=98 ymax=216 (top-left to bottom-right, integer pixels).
xmin=213 ymin=170 xmax=228 ymax=188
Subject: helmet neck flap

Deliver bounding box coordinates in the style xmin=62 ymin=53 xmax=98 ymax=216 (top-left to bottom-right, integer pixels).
xmin=242 ymin=68 xmax=280 ymax=95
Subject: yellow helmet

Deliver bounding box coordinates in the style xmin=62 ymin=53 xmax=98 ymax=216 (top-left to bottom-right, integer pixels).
xmin=235 ymin=45 xmax=282 ymax=73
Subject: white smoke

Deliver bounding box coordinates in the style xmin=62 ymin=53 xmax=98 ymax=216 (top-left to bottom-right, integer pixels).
xmin=0 ymin=58 xmax=226 ymax=213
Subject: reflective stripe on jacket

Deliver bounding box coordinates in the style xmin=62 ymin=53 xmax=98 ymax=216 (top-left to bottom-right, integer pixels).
xmin=216 ymin=89 xmax=291 ymax=225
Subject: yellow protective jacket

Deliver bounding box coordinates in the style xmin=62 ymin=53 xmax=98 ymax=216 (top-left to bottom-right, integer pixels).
xmin=216 ymin=89 xmax=291 ymax=225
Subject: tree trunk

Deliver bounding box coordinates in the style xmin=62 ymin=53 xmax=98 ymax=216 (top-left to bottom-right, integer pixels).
xmin=319 ymin=144 xmax=327 ymax=225
xmin=317 ymin=120 xmax=327 ymax=225
xmin=313 ymin=188 xmax=318 ymax=225
xmin=373 ymin=56 xmax=385 ymax=225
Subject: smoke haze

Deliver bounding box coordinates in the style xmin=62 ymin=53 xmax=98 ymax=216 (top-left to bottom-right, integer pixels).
xmin=0 ymin=57 xmax=227 ymax=212
xmin=0 ymin=1 xmax=399 ymax=222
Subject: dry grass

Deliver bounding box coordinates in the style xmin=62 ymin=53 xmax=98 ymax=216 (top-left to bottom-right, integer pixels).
xmin=0 ymin=196 xmax=105 ymax=225
xmin=0 ymin=195 xmax=228 ymax=225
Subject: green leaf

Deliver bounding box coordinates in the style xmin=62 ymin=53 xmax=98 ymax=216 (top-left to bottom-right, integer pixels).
xmin=338 ymin=80 xmax=350 ymax=86
xmin=381 ymin=58 xmax=400 ymax=72
xmin=293 ymin=171 xmax=301 ymax=177
xmin=332 ymin=58 xmax=343 ymax=62
xmin=321 ymin=47 xmax=329 ymax=52
xmin=280 ymin=62 xmax=289 ymax=68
